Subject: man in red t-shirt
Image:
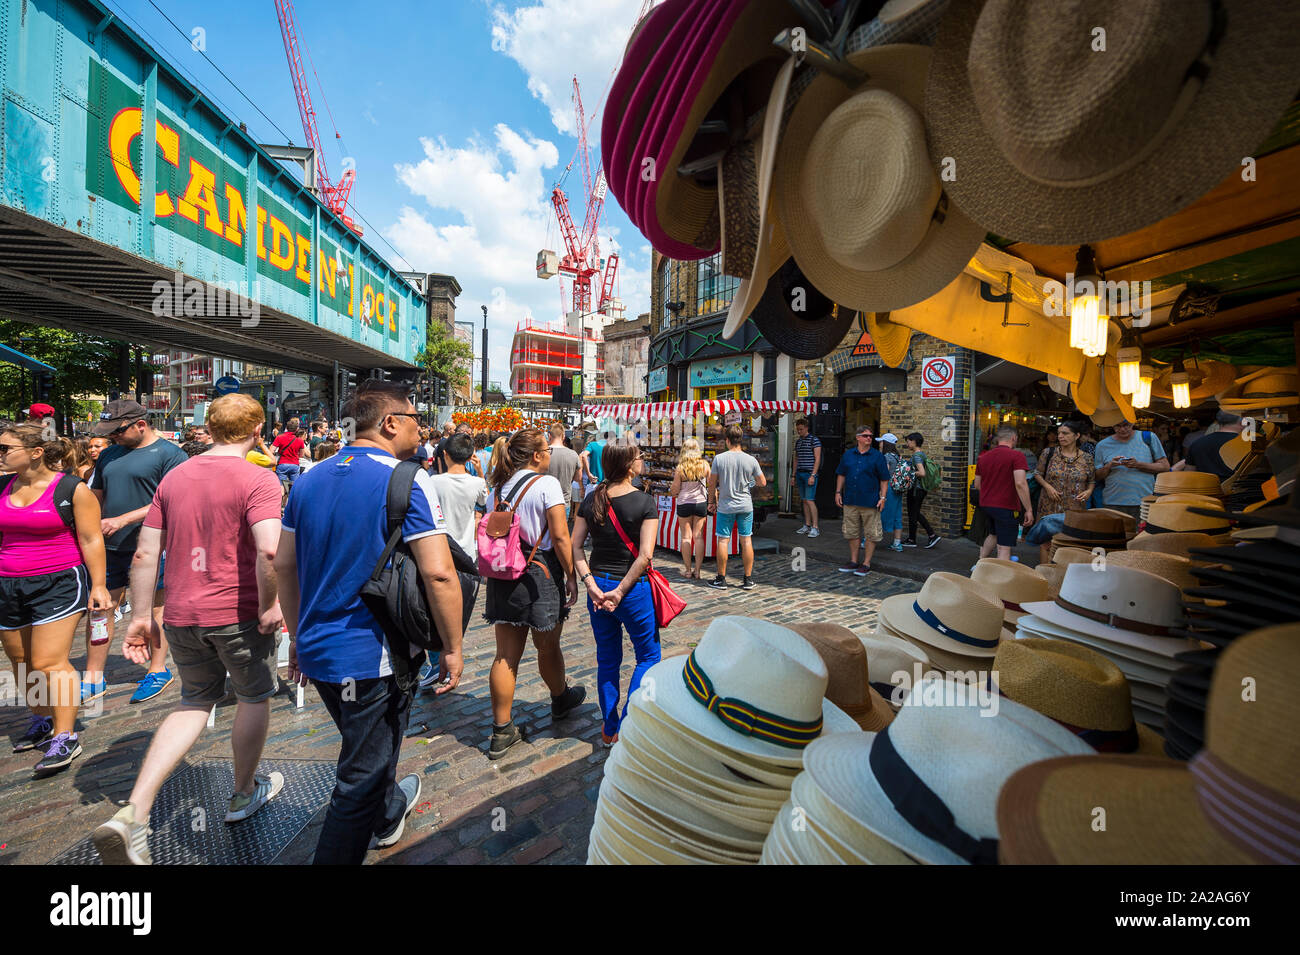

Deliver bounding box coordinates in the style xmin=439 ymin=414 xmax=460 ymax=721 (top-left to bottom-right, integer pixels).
xmin=973 ymin=425 xmax=1034 ymax=560
xmin=93 ymin=393 xmax=286 ymax=864
xmin=271 ymin=417 xmax=307 ymax=502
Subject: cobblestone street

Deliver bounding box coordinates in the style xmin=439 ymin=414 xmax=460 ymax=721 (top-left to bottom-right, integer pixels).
xmin=0 ymin=553 xmax=914 ymax=866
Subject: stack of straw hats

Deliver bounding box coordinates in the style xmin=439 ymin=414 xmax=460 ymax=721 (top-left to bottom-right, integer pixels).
xmin=587 ymin=617 xmax=860 ymax=864
xmin=760 ymin=674 xmax=1095 ymax=864
xmin=970 ymin=558 xmax=1052 ymax=629
xmin=1049 ymin=510 xmax=1128 ymax=558
xmin=1135 ymin=497 xmax=1231 ymax=542
xmin=874 ymin=572 xmax=1010 ymax=676
xmin=1015 ymin=564 xmax=1201 ymax=729
xmin=790 ymin=623 xmax=896 ymax=731
xmin=1139 ymin=470 xmax=1224 ymax=525
xmin=856 ymin=627 xmax=930 ymax=710
xmin=1218 ymin=366 xmax=1300 ymax=414
xmin=997 ymin=624 xmax=1300 ymax=864
xmin=1127 ymin=530 xmax=1221 ymax=559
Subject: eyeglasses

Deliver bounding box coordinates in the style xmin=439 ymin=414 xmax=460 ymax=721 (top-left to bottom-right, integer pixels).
xmin=387 ymin=412 xmax=421 ymax=423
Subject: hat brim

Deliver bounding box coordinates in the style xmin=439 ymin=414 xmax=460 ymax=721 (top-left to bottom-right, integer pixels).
xmin=996 ymin=755 xmax=1258 ymax=863
xmin=1018 ymin=601 xmax=1200 ymax=662
xmin=631 ymin=657 xmax=860 ymax=768
xmin=867 ymin=311 xmax=913 ymax=368
xmin=925 ymin=0 xmax=1300 ymax=245
xmin=747 ymin=258 xmax=859 ymax=359
xmin=1014 ymin=613 xmax=1189 ymax=680
xmin=878 ymin=592 xmax=1001 ymax=658
xmin=775 ymin=45 xmax=986 ymax=313
xmin=90 ymin=417 xmax=129 ymax=436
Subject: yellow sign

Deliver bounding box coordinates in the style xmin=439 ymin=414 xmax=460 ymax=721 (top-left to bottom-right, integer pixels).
xmin=797 ymin=378 xmax=809 ymax=398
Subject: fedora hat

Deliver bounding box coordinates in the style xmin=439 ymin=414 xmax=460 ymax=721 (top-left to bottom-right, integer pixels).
xmin=875 ymin=618 xmax=994 ymax=676
xmin=998 ymin=624 xmax=1300 ymax=864
xmin=1058 ymin=510 xmax=1128 ymax=544
xmin=791 ymin=623 xmax=894 ymax=732
xmin=1089 ymin=507 xmax=1138 ymax=538
xmin=1154 ymin=471 xmax=1223 ymax=496
xmin=1105 ymin=550 xmax=1203 ymax=594
xmin=745 ymin=258 xmax=858 ymax=360
xmin=1219 ymin=369 xmax=1300 ymax=411
xmin=1129 ymin=530 xmax=1220 ymax=557
xmin=1013 ymin=611 xmax=1184 ymax=686
xmin=1033 ymin=563 xmax=1066 ymax=596
xmin=971 ymin=557 xmax=1051 ymax=624
xmin=857 ymin=625 xmax=930 ymax=707
xmin=634 ymin=617 xmax=860 ymax=768
xmin=802 ymin=678 xmax=1095 ymax=864
xmin=991 ymin=638 xmax=1165 ymax=757
xmin=878 ymin=572 xmax=1007 ymax=661
xmin=1139 ymin=492 xmax=1221 ymax=526
xmin=773 ymin=43 xmax=985 ymax=314
xmin=1051 ymin=546 xmax=1095 ymax=566
xmin=925 ymin=0 xmax=1300 ymax=245
xmin=1144 ymin=498 xmax=1231 ymax=536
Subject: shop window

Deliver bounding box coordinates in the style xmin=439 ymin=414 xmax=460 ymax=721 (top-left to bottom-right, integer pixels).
xmin=697 ymin=253 xmax=739 ymax=317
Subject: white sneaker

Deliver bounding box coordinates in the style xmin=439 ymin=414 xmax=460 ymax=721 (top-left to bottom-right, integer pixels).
xmin=807 ymin=527 xmax=821 ymax=538
xmin=795 ymin=525 xmax=809 ymax=534
xmin=225 ymin=771 xmax=285 ymax=822
xmin=373 ymin=774 xmax=422 ymax=848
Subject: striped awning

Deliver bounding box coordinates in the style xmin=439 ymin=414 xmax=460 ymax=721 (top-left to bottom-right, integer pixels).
xmin=580 ymin=399 xmax=817 ymax=421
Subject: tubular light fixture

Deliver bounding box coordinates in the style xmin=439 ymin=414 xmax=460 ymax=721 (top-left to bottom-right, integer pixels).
xmin=1070 ymin=244 xmax=1105 ymax=356
xmin=1117 ymin=328 xmax=1142 ymax=395
xmin=1132 ymin=363 xmax=1154 ymax=409
xmin=1170 ymin=358 xmax=1191 ymax=409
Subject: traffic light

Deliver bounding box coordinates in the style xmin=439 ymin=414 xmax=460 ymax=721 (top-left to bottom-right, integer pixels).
xmin=37 ymin=371 xmax=55 ymax=403
xmin=552 ymin=375 xmax=573 ymax=404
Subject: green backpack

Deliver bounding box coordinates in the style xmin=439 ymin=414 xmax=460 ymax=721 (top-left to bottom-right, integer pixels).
xmin=917 ymin=452 xmax=942 ymax=492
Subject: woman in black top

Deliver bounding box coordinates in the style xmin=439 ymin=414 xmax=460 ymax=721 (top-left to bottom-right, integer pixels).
xmin=571 ymin=441 xmax=660 ymax=746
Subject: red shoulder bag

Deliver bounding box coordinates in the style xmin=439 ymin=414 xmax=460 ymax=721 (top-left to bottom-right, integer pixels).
xmin=605 ymin=504 xmax=686 ymax=627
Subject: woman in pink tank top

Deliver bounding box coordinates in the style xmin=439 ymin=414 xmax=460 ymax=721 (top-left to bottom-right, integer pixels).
xmin=0 ymin=424 xmax=110 ymax=777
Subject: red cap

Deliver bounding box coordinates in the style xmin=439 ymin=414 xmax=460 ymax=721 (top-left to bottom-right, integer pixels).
xmin=29 ymin=403 xmax=55 ymax=418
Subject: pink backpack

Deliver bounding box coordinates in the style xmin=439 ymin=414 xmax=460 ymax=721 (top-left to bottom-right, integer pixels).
xmin=477 ymin=474 xmax=545 ymax=579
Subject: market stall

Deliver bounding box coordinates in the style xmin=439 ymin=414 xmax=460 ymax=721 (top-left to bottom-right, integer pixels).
xmin=581 ymin=399 xmax=816 ymax=556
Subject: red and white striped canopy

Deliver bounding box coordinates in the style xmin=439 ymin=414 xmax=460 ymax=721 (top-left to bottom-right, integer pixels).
xmin=580 ymin=399 xmax=817 ymax=421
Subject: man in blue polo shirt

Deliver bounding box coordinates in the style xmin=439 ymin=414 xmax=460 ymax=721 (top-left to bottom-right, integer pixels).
xmin=835 ymin=425 xmax=891 ymax=577
xmin=274 ymin=379 xmax=466 ymax=865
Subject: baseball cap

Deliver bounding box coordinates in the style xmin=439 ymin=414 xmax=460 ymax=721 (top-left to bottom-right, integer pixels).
xmin=880 ymin=432 xmax=899 ymax=443
xmin=91 ymin=399 xmax=149 ymax=436
xmin=28 ymin=403 xmax=56 ymax=419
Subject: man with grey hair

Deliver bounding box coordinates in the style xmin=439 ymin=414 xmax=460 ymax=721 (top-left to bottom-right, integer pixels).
xmin=1178 ymin=409 xmax=1246 ymax=480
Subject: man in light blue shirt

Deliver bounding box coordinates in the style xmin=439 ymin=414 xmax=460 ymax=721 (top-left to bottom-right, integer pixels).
xmin=1093 ymin=419 xmax=1169 ymax=521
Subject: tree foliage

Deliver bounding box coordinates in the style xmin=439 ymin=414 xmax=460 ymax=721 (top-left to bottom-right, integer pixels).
xmin=0 ymin=321 xmax=151 ymax=422
xmin=416 ymin=319 xmax=475 ymax=388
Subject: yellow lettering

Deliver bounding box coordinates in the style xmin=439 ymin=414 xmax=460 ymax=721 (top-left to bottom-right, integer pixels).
xmin=348 ymin=263 xmax=355 ymax=316
xmin=319 ymin=251 xmax=336 ymax=298
xmin=155 ymin=122 xmax=179 ymax=217
xmin=224 ymin=184 xmax=246 ymax=245
xmin=176 ymin=158 xmax=223 ymax=236
xmin=375 ymin=292 xmax=387 ymax=330
xmin=256 ymin=206 xmax=268 ymax=261
xmin=388 ymin=297 xmax=398 ymax=333
xmin=295 ymin=233 xmax=311 ymax=283
xmin=268 ymin=215 xmax=293 ymax=270
xmin=107 ymin=108 xmax=178 ymax=217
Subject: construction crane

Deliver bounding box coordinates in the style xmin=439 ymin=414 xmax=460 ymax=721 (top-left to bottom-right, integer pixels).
xmin=274 ymin=0 xmax=361 ymax=236
xmin=537 ymin=77 xmax=619 ymax=318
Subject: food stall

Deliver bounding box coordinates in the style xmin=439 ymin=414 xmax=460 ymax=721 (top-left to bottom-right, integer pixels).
xmin=581 ymin=399 xmax=817 ymax=555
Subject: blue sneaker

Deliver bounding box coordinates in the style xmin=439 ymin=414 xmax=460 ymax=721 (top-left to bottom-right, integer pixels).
xmin=81 ymin=680 xmax=107 ymax=704
xmin=14 ymin=714 xmax=53 ymax=753
xmin=129 ymin=669 xmax=174 ymax=704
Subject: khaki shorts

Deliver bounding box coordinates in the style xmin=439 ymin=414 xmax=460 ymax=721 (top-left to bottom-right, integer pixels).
xmin=842 ymin=504 xmax=883 ymax=542
xmin=166 ymin=619 xmax=280 ymax=706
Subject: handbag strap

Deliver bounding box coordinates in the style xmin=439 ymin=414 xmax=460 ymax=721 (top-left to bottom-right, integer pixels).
xmin=369 ymin=459 xmax=422 ymax=583
xmin=605 ymin=500 xmax=645 ymax=566
xmin=497 ymin=472 xmax=547 ymax=566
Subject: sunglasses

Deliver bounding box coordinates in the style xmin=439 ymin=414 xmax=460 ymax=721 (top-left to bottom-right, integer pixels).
xmin=0 ymin=443 xmax=29 ymax=455
xmin=387 ymin=412 xmax=421 ymax=422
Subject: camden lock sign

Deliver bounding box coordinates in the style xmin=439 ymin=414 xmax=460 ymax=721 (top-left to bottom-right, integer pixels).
xmin=86 ymin=60 xmax=399 ymax=340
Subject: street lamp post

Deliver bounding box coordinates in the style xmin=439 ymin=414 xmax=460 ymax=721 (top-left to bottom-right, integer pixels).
xmin=481 ymin=304 xmax=489 ymax=406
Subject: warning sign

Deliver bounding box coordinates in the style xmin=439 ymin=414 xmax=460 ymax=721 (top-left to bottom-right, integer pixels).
xmin=850 ymin=332 xmax=877 ymax=356
xmin=921 ymin=356 xmax=955 ymax=399
xmin=797 ymin=378 xmax=809 ymax=398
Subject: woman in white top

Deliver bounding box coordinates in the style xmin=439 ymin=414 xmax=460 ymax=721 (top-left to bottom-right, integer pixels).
xmin=669 ymin=437 xmax=710 ymax=578
xmin=482 ymin=429 xmax=585 ymax=760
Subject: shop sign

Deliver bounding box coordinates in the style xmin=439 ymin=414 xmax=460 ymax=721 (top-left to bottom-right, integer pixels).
xmin=850 ymin=332 xmax=877 ymax=356
xmin=648 ymin=366 xmax=669 ymax=393
xmin=724 ymin=410 xmax=742 ymax=425
xmin=690 ymin=356 xmax=752 ymax=388
xmin=921 ymin=356 xmax=955 ymax=399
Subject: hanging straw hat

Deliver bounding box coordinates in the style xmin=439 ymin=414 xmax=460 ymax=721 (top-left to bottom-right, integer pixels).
xmin=997 ymin=624 xmax=1300 ymax=863
xmin=991 ymin=638 xmax=1165 ymax=757
xmin=970 ymin=557 xmax=1052 ymax=625
xmin=1143 ymin=498 xmax=1231 ymax=536
xmin=1219 ymin=368 xmax=1300 ymax=411
xmin=1152 ymin=360 xmax=1238 ymax=402
xmin=790 ymin=623 xmax=895 ymax=732
xmin=1090 ymin=354 xmax=1136 ymax=428
xmin=924 ymin=0 xmax=1300 ymax=245
xmin=799 ymin=678 xmax=1095 ymax=864
xmin=877 ymin=572 xmax=1008 ymax=662
xmin=856 ymin=626 xmax=930 ymax=708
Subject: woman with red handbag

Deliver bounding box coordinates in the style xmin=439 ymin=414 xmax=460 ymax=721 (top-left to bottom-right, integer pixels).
xmin=571 ymin=441 xmax=663 ymax=747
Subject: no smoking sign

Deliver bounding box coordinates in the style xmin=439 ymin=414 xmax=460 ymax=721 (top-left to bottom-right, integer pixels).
xmin=921 ymin=356 xmax=955 ymax=399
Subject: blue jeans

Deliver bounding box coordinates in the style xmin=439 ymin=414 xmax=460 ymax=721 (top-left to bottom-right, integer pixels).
xmin=313 ymin=674 xmax=413 ymax=865
xmin=588 ymin=575 xmax=660 ymax=737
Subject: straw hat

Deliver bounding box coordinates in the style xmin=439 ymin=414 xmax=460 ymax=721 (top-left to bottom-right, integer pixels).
xmin=857 ymin=626 xmax=930 ymax=707
xmin=1089 ymin=507 xmax=1138 ymax=538
xmin=998 ymin=624 xmax=1300 ymax=863
xmin=875 ymin=618 xmax=994 ymax=676
xmin=1051 ymin=546 xmax=1095 ymax=566
xmin=801 ymin=678 xmax=1094 ymax=864
xmin=878 ymin=572 xmax=1007 ymax=661
xmin=1219 ymin=368 xmax=1300 ymax=411
xmin=970 ymin=557 xmax=1051 ymax=625
xmin=1091 ymin=355 xmax=1136 ymax=429
xmin=1154 ymin=471 xmax=1223 ymax=496
xmin=925 ymin=0 xmax=1300 ymax=245
xmin=1033 ymin=563 xmax=1066 ymax=596
xmin=1144 ymin=498 xmax=1231 ymax=536
xmin=1139 ymin=492 xmax=1221 ymax=525
xmin=1151 ymin=360 xmax=1238 ymax=402
xmin=991 ymin=638 xmax=1165 ymax=756
xmin=1128 ymin=530 xmax=1220 ymax=557
xmin=633 ymin=617 xmax=859 ymax=768
xmin=1105 ymin=551 xmax=1202 ymax=593
xmin=773 ymin=41 xmax=985 ymax=314
xmin=790 ymin=623 xmax=895 ymax=732
xmin=1051 ymin=511 xmax=1128 ymax=552
xmin=866 ymin=311 xmax=913 ymax=369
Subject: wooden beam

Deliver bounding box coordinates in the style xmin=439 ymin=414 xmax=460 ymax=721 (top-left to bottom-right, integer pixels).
xmin=1141 ymin=292 xmax=1300 ymax=346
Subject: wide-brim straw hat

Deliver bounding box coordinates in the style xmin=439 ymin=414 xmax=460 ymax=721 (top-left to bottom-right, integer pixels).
xmin=1033 ymin=563 xmax=1066 ymax=596
xmin=856 ymin=625 xmax=930 ymax=707
xmin=1219 ymin=369 xmax=1300 ymax=411
xmin=633 ymin=617 xmax=860 ymax=768
xmin=992 ymin=637 xmax=1165 ymax=757
xmin=801 ymin=680 xmax=1095 ymax=865
xmin=1129 ymin=530 xmax=1223 ymax=557
xmin=1105 ymin=550 xmax=1203 ymax=594
xmin=867 ymin=311 xmax=913 ymax=369
xmin=1155 ymin=471 xmax=1224 ymax=496
xmin=1091 ymin=357 xmax=1136 ymax=428
xmin=878 ymin=572 xmax=1007 ymax=660
xmin=876 ymin=618 xmax=996 ymax=676
xmin=1144 ymin=498 xmax=1231 ymax=536
xmin=1152 ymin=360 xmax=1238 ymax=402
xmin=971 ymin=557 xmax=1052 ymax=625
xmin=924 ymin=0 xmax=1300 ymax=245
xmin=998 ymin=623 xmax=1300 ymax=863
xmin=790 ymin=622 xmax=895 ymax=732
xmin=773 ymin=43 xmax=985 ymax=314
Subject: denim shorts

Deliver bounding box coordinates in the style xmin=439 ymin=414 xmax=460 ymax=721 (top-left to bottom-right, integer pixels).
xmin=795 ymin=471 xmax=818 ymax=501
xmin=715 ymin=510 xmax=754 ymax=538
xmin=275 ymin=463 xmax=301 ymax=487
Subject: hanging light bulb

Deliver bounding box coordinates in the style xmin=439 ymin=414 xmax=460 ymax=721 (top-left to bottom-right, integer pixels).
xmin=1132 ymin=363 xmax=1154 ymax=409
xmin=1070 ymin=245 xmax=1103 ymax=355
xmin=1170 ymin=359 xmax=1191 ymax=409
xmin=1117 ymin=329 xmax=1142 ymax=395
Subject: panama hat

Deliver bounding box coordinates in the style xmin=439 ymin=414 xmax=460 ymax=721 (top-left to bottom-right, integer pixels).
xmin=1090 ymin=356 xmax=1136 ymax=428
xmin=761 ymin=798 xmax=862 ymax=865
xmin=1089 ymin=507 xmax=1138 ymax=538
xmin=634 ymin=617 xmax=859 ymax=768
xmin=856 ymin=626 xmax=930 ymax=707
xmin=971 ymin=557 xmax=1051 ymax=625
xmin=1143 ymin=498 xmax=1231 ymax=536
xmin=1033 ymin=563 xmax=1066 ymax=596
xmin=773 ymin=42 xmax=985 ymax=315
xmin=1013 ymin=612 xmax=1184 ymax=687
xmin=1139 ymin=492 xmax=1221 ymax=526
xmin=1128 ymin=530 xmax=1220 ymax=557
xmin=790 ymin=623 xmax=895 ymax=732
xmin=1051 ymin=546 xmax=1095 ymax=566
xmin=878 ymin=572 xmax=1007 ymax=661
xmin=1219 ymin=369 xmax=1300 ymax=411
xmin=801 ymin=678 xmax=1094 ymax=865
xmin=925 ymin=0 xmax=1300 ymax=245
xmin=998 ymin=624 xmax=1300 ymax=864
xmin=1154 ymin=471 xmax=1223 ymax=496
xmin=991 ymin=638 xmax=1165 ymax=757
xmin=1105 ymin=551 xmax=1203 ymax=594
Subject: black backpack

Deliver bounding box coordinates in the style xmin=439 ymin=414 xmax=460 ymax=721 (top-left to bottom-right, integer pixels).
xmin=359 ymin=460 xmax=480 ymax=689
xmin=1 ymin=472 xmax=81 ymax=531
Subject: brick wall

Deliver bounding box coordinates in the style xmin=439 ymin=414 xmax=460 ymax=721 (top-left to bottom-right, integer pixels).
xmin=649 ymin=252 xmax=701 ymax=338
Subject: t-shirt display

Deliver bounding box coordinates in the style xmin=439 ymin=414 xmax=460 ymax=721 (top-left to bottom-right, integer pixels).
xmin=578 ymin=490 xmax=658 ymax=578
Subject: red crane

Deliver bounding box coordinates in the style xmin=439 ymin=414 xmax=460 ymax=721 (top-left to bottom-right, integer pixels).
xmin=539 ymin=77 xmax=618 ymax=317
xmin=274 ymin=0 xmax=361 ymax=236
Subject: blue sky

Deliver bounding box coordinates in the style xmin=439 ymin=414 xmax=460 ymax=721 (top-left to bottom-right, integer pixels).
xmin=107 ymin=0 xmax=653 ymax=387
